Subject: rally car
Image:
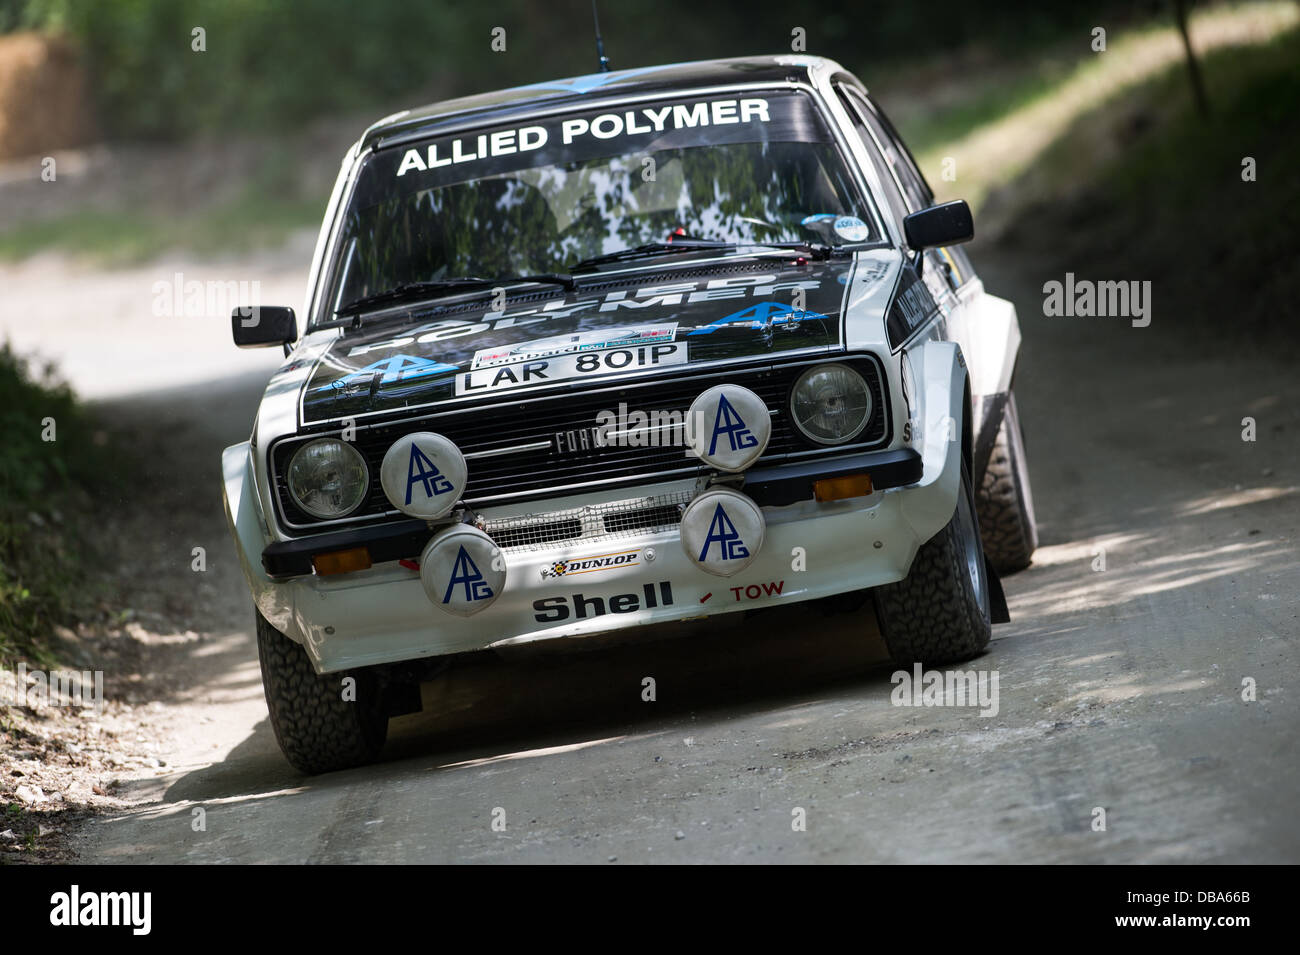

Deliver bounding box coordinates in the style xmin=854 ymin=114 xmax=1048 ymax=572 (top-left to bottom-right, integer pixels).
xmin=223 ymin=55 xmax=1037 ymax=773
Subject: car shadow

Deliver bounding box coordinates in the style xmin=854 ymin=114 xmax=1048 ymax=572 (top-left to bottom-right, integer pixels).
xmin=151 ymin=600 xmax=898 ymax=804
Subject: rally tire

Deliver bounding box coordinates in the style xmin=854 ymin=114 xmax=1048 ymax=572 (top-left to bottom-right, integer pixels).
xmin=874 ymin=461 xmax=992 ymax=666
xmin=976 ymin=392 xmax=1038 ymax=574
xmin=256 ymin=610 xmax=388 ymax=774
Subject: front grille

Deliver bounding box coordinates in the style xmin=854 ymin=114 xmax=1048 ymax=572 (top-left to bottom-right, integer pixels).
xmin=603 ymin=503 xmax=684 ymax=535
xmin=482 ymin=493 xmax=691 ymax=552
xmin=490 ymin=517 xmax=584 ymax=550
xmin=272 ymin=354 xmax=889 ymax=533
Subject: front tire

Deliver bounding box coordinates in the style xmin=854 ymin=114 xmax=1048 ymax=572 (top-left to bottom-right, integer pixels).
xmin=874 ymin=460 xmax=992 ymax=665
xmin=976 ymin=392 xmax=1038 ymax=574
xmin=256 ymin=610 xmax=388 ymax=774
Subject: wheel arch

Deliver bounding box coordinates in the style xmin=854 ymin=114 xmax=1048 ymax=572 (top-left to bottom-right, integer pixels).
xmin=962 ymin=371 xmax=974 ymax=478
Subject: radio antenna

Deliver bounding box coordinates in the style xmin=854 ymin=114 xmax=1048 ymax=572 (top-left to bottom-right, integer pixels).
xmin=592 ymin=0 xmax=611 ymax=72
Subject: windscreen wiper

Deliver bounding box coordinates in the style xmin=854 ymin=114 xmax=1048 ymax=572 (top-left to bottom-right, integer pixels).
xmin=568 ymin=241 xmax=734 ymax=272
xmin=337 ymin=273 xmax=575 ymax=317
xmin=569 ymin=240 xmax=840 ymax=273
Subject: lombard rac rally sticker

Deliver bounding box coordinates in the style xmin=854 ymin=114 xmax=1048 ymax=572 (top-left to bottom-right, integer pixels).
xmin=471 ymin=325 xmax=677 ymax=369
xmin=680 ymin=488 xmax=765 ymax=577
xmin=833 ymin=215 xmax=871 ymax=242
xmin=686 ymin=384 xmax=771 ymax=472
xmin=380 ymin=432 xmax=467 ymax=519
xmin=420 ymin=525 xmax=505 ymax=616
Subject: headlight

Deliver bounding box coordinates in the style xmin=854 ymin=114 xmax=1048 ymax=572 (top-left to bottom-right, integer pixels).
xmin=287 ymin=438 xmax=369 ymax=519
xmin=790 ymin=363 xmax=872 ymax=445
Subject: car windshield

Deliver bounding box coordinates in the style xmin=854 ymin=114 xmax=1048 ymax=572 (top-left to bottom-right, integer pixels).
xmin=317 ymin=90 xmax=877 ymax=324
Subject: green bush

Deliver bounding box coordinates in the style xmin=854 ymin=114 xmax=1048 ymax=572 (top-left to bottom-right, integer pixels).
xmin=0 ymin=344 xmax=117 ymax=665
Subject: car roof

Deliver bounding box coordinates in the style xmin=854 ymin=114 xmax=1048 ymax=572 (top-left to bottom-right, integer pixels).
xmin=361 ymin=54 xmax=850 ymax=151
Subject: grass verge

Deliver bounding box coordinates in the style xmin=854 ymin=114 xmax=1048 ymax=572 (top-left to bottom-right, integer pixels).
xmin=987 ymin=21 xmax=1300 ymax=349
xmin=903 ymin=0 xmax=1298 ymax=213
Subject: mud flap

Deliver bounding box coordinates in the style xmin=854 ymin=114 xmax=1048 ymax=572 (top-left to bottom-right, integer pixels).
xmin=985 ymin=554 xmax=1010 ymax=624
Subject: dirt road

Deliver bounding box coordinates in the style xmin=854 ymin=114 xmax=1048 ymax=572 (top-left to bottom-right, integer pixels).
xmin=7 ymin=244 xmax=1294 ymax=864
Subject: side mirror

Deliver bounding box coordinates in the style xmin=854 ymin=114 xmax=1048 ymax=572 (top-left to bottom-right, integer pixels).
xmin=232 ymin=305 xmax=297 ymax=348
xmin=903 ymin=200 xmax=974 ymax=250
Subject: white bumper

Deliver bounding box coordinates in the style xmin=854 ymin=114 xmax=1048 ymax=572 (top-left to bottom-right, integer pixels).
xmin=223 ymin=342 xmax=968 ymax=673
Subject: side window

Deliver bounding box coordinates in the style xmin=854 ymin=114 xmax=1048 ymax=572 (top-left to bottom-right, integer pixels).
xmin=845 ymin=88 xmax=929 ymax=213
xmin=865 ymin=99 xmax=935 ymax=211
xmin=835 ymin=87 xmax=910 ymax=238
xmin=843 ymin=86 xmax=978 ymax=287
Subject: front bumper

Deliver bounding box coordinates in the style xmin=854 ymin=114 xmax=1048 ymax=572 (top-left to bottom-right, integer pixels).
xmin=223 ymin=342 xmax=968 ymax=673
xmin=275 ymin=477 xmax=944 ymax=673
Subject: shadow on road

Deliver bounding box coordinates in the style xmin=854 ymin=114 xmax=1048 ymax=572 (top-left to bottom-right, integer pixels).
xmin=152 ymin=602 xmax=896 ymax=804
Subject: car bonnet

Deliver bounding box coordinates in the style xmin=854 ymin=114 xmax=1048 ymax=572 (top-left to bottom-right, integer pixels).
xmin=298 ymin=256 xmax=862 ymax=424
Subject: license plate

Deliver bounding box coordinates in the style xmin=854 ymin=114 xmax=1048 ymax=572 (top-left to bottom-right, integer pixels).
xmin=454 ymin=343 xmax=686 ymax=395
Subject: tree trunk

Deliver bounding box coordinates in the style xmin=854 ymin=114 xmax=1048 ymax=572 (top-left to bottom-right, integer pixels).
xmin=1174 ymin=0 xmax=1211 ymax=116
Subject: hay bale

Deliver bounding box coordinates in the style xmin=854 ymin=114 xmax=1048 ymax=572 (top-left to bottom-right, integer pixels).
xmin=0 ymin=32 xmax=96 ymax=161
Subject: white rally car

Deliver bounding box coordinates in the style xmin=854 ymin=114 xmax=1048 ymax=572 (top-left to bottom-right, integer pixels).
xmin=223 ymin=55 xmax=1037 ymax=773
